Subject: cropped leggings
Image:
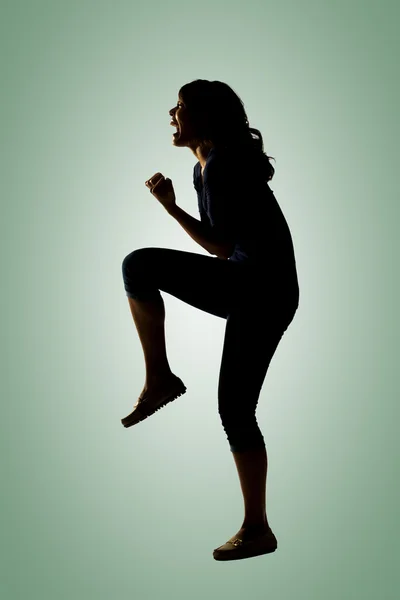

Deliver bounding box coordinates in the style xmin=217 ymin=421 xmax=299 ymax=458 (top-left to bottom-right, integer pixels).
xmin=122 ymin=247 xmax=299 ymax=453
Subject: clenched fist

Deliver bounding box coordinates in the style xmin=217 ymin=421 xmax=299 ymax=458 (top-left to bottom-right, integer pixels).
xmin=145 ymin=173 xmax=177 ymax=213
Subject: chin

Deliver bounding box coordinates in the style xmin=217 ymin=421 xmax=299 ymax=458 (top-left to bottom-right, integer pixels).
xmin=172 ymin=135 xmax=185 ymax=146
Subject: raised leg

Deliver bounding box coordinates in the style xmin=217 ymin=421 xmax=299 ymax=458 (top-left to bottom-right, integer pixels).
xmin=127 ymin=294 xmax=173 ymax=389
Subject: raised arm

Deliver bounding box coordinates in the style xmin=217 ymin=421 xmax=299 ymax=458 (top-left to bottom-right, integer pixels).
xmin=167 ymin=203 xmax=234 ymax=259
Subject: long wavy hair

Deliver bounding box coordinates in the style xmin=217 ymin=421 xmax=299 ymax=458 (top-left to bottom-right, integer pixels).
xmin=179 ymin=79 xmax=275 ymax=181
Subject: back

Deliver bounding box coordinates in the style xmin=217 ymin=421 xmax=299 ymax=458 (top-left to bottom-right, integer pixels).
xmin=193 ymin=147 xmax=299 ymax=292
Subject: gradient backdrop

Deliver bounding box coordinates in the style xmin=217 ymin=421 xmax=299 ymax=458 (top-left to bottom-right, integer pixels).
xmin=2 ymin=1 xmax=399 ymax=598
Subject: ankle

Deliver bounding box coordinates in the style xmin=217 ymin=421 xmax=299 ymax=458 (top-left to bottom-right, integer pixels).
xmin=241 ymin=520 xmax=269 ymax=531
xmin=145 ymin=369 xmax=174 ymax=386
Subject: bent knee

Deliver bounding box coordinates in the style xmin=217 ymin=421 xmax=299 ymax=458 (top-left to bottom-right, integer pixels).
xmin=122 ymin=247 xmax=154 ymax=274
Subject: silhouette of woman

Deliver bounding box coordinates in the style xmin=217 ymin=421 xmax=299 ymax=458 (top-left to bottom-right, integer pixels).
xmin=121 ymin=80 xmax=300 ymax=561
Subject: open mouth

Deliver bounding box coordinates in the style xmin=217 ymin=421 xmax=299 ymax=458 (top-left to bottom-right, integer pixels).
xmin=171 ymin=120 xmax=180 ymax=137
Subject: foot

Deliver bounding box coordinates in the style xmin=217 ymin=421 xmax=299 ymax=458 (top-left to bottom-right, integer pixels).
xmin=140 ymin=371 xmax=179 ymax=399
xmin=234 ymin=523 xmax=271 ymax=542
xmin=121 ymin=372 xmax=187 ymax=428
xmin=213 ymin=523 xmax=277 ymax=561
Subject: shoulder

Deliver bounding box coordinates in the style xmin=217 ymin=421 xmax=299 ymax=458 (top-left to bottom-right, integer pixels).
xmin=203 ymin=148 xmax=231 ymax=183
xmin=193 ymin=161 xmax=201 ymax=190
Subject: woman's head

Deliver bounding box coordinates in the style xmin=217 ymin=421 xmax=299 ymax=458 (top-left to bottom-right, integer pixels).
xmin=170 ymin=79 xmax=275 ymax=181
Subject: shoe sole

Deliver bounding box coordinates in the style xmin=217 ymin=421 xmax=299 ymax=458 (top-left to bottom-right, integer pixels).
xmin=121 ymin=377 xmax=187 ymax=428
xmin=213 ymin=533 xmax=278 ymax=561
xmin=213 ymin=544 xmax=277 ymax=561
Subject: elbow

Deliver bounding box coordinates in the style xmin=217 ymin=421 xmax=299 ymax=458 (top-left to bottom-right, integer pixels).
xmin=214 ymin=244 xmax=235 ymax=260
xmin=208 ymin=229 xmax=235 ymax=259
xmin=211 ymin=247 xmax=227 ymax=260
xmin=223 ymin=241 xmax=236 ymax=260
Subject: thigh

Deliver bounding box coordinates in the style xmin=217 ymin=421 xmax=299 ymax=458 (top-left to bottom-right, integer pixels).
xmin=217 ymin=301 xmax=290 ymax=418
xmin=122 ymin=247 xmax=250 ymax=319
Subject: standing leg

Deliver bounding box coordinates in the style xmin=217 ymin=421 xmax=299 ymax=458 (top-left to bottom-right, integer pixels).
xmin=232 ymin=447 xmax=269 ymax=531
xmin=213 ymin=444 xmax=279 ymax=560
xmin=217 ymin=306 xmax=287 ymax=545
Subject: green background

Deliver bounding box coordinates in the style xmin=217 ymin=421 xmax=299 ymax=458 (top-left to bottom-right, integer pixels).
xmin=2 ymin=1 xmax=398 ymax=598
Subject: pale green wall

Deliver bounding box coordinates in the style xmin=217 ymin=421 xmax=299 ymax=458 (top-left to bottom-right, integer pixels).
xmin=2 ymin=1 xmax=398 ymax=598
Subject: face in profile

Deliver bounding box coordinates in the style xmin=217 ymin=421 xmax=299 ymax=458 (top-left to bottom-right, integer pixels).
xmin=169 ymin=94 xmax=212 ymax=151
xmin=169 ymin=95 xmax=195 ymax=147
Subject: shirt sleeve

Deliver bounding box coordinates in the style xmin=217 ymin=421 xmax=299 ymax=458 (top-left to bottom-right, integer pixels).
xmin=203 ymin=155 xmax=240 ymax=241
xmin=193 ymin=164 xmax=211 ymax=226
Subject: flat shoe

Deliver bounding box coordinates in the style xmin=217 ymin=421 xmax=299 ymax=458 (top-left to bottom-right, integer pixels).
xmin=121 ymin=375 xmax=187 ymax=428
xmin=213 ymin=528 xmax=278 ymax=561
